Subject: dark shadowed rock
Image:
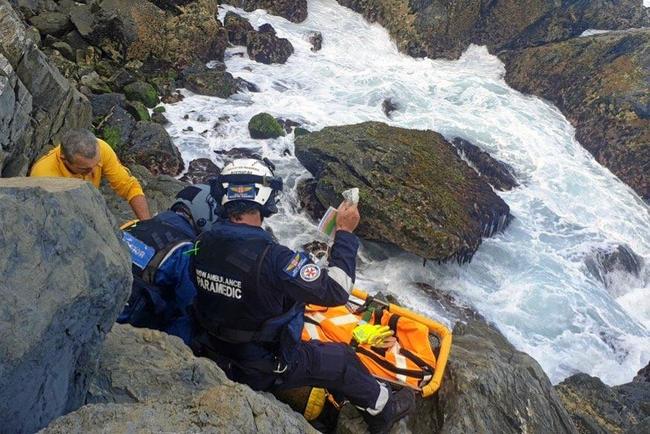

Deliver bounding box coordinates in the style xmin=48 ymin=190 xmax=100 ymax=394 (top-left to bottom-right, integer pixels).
xmin=501 ymin=29 xmax=650 ymax=201
xmin=452 ymin=137 xmax=518 ymax=191
xmin=123 ymin=122 xmax=184 ymax=176
xmin=101 ymin=165 xmax=187 ymax=223
xmin=224 ymin=11 xmax=254 ymax=46
xmin=43 ymin=325 xmax=317 ymax=433
xmin=295 ymin=122 xmax=512 ymax=263
xmin=180 ymin=158 xmax=221 ymax=184
xmin=278 ymin=118 xmax=301 ymax=133
xmin=180 ymin=62 xmax=241 ymax=98
xmin=0 ymin=1 xmax=91 ymax=177
xmin=29 ymin=11 xmax=71 ymax=37
xmin=151 ymin=111 xmax=169 ymax=125
xmin=258 ymin=23 xmax=275 ymax=34
xmin=97 ymin=105 xmax=137 ymax=152
xmin=296 ymin=177 xmax=327 ymax=220
xmin=336 ymin=0 xmax=649 ymax=59
xmin=0 ymin=178 xmax=131 ymax=434
xmin=382 ymin=97 xmax=399 ymax=118
xmin=222 ymin=0 xmax=308 ymax=23
xmin=247 ymin=30 xmax=294 ymax=64
xmin=309 ymin=31 xmax=322 ymax=51
xmin=556 ymin=367 xmax=650 ymax=434
xmin=634 ymin=362 xmax=650 ymax=383
xmin=214 ymin=147 xmax=263 ymax=161
xmin=585 ymin=244 xmax=644 ymax=290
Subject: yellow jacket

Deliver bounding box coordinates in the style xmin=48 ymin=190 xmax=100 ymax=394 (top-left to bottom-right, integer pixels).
xmin=30 ymin=139 xmax=144 ymax=202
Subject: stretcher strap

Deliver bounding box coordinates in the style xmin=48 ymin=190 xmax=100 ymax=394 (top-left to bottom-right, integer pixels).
xmin=355 ymin=346 xmax=430 ymax=379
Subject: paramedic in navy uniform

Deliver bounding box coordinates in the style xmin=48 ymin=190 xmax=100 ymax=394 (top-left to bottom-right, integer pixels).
xmin=189 ymin=158 xmax=415 ymax=433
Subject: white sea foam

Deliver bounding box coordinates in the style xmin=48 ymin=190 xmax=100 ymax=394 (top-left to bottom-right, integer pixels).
xmin=163 ymin=0 xmax=650 ymax=385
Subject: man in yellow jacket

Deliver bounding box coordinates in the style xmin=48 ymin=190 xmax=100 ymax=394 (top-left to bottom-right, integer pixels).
xmin=30 ymin=129 xmax=151 ymax=220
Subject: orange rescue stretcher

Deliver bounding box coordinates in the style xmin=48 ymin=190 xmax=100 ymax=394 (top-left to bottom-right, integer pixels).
xmin=301 ymin=288 xmax=452 ymax=398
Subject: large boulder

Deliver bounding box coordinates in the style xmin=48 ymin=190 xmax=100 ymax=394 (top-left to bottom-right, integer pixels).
xmin=555 ymin=364 xmax=650 ymax=434
xmin=224 ymin=11 xmax=254 ymax=46
xmin=500 ymin=29 xmax=650 ymax=201
xmin=101 ymin=164 xmax=187 ymax=223
xmin=0 ymin=0 xmax=91 ymax=177
xmin=43 ymin=325 xmax=318 ymax=433
xmin=295 ymin=122 xmax=512 ymax=263
xmin=247 ymin=28 xmax=294 ymax=64
xmin=179 ymin=62 xmax=241 ymax=98
xmin=122 ymin=121 xmax=184 ymax=176
xmin=336 ymin=0 xmax=649 ymax=59
xmin=222 ymin=0 xmax=308 ymax=23
xmin=0 ymin=177 xmax=131 ymax=434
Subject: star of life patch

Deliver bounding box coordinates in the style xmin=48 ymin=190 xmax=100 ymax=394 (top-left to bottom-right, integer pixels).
xmin=283 ymin=252 xmax=309 ymax=278
xmin=299 ymin=263 xmax=321 ymax=282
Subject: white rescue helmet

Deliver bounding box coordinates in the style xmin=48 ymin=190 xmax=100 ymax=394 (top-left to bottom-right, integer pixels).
xmin=213 ymin=158 xmax=283 ymax=217
xmin=171 ymin=184 xmax=219 ymax=233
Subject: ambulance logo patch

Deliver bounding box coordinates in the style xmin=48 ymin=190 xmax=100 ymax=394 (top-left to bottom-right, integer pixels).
xmin=299 ymin=263 xmax=321 ymax=282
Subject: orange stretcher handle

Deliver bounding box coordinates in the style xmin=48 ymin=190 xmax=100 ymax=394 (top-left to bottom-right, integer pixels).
xmin=351 ymin=288 xmax=452 ymax=398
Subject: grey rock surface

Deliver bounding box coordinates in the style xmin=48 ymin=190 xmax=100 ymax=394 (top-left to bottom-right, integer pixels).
xmin=452 ymin=137 xmax=518 ymax=191
xmin=0 ymin=177 xmax=131 ymax=434
xmin=0 ymin=0 xmax=91 ymax=177
xmin=43 ymin=325 xmax=318 ymax=434
xmin=123 ymin=121 xmax=184 ymax=176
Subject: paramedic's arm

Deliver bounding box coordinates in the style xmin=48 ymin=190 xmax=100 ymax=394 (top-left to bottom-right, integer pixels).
xmin=129 ymin=195 xmax=151 ymax=221
xmin=271 ymin=202 xmax=360 ymax=306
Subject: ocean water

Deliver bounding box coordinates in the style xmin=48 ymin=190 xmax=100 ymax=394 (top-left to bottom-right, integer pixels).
xmin=163 ymin=0 xmax=650 ymax=385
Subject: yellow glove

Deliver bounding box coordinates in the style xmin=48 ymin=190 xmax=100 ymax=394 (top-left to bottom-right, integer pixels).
xmin=352 ymin=324 xmax=394 ymax=346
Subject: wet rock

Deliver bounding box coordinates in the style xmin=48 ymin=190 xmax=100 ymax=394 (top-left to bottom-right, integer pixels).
xmin=180 ymin=158 xmax=221 ymax=184
xmin=336 ymin=0 xmax=649 ymax=59
xmin=296 ymin=177 xmax=327 ymax=220
xmin=29 ymin=11 xmax=71 ymax=37
xmin=452 ymin=137 xmax=518 ymax=191
xmin=309 ymin=31 xmax=323 ymax=51
xmin=585 ymin=244 xmax=644 ymax=291
xmin=247 ymin=30 xmax=294 ymax=64
xmin=0 ymin=1 xmax=91 ymax=177
xmin=43 ymin=325 xmax=316 ymax=433
xmin=248 ymin=112 xmax=286 ymax=139
xmin=101 ymin=165 xmax=187 ymax=223
xmin=295 ymin=122 xmax=512 ymax=263
xmin=123 ymin=121 xmax=184 ymax=176
xmin=294 ymin=127 xmax=310 ymax=137
xmin=0 ymin=178 xmax=131 ymax=434
xmin=258 ymin=23 xmax=275 ymax=34
xmin=556 ymin=367 xmax=650 ymax=434
xmin=634 ymin=362 xmax=650 ymax=383
xmin=151 ymin=111 xmax=169 ymax=125
xmin=382 ymin=97 xmax=399 ymax=118
xmin=123 ymin=80 xmax=159 ymax=108
xmin=501 ymin=30 xmax=650 ymax=201
xmin=237 ymin=77 xmax=260 ymax=92
xmin=278 ymin=118 xmax=301 ymax=133
xmin=222 ymin=0 xmax=308 ymax=23
xmin=180 ymin=62 xmax=241 ymax=98
xmin=224 ymin=11 xmax=254 ymax=46
xmin=214 ymin=147 xmax=263 ymax=161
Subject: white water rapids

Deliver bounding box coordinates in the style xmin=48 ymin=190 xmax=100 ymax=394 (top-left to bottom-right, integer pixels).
xmin=162 ymin=0 xmax=650 ymax=385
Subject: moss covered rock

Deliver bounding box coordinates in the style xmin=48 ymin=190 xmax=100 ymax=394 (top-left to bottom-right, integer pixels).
xmin=295 ymin=122 xmax=512 ymax=263
xmin=500 ymin=29 xmax=650 ymax=201
xmin=123 ymin=81 xmax=159 ymax=108
xmin=125 ymin=100 xmax=151 ymax=122
xmin=248 ymin=113 xmax=286 ymax=139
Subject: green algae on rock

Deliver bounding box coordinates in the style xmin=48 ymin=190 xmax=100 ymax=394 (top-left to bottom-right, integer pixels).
xmin=295 ymin=122 xmax=512 ymax=263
